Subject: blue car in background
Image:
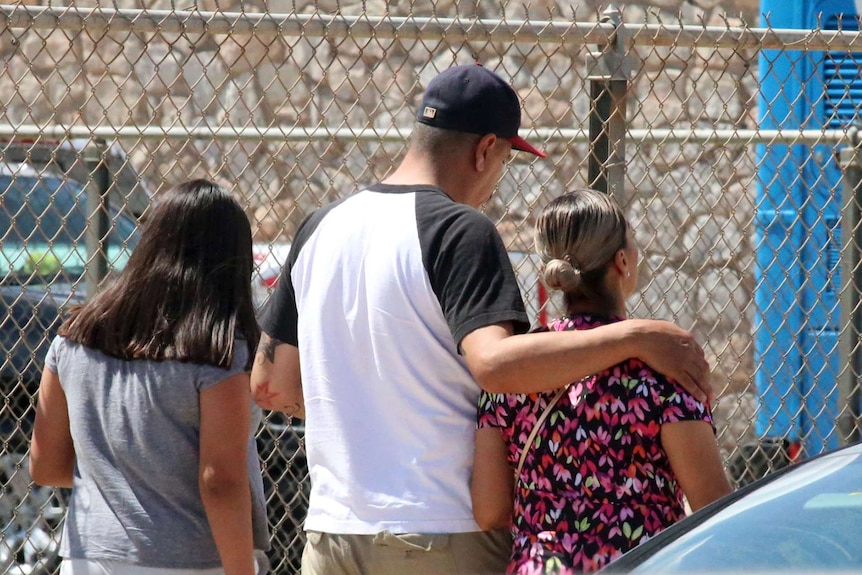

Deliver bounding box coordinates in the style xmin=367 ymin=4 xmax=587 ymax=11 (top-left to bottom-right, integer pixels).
xmin=0 ymin=142 xmax=146 ymax=451
xmin=1 ymin=167 xmax=139 ymax=282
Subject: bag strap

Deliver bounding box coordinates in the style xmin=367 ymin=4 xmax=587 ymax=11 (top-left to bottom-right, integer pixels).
xmin=513 ymin=384 xmax=570 ymax=487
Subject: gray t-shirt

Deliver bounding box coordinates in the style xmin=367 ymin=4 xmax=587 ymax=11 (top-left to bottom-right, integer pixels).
xmin=45 ymin=335 xmax=270 ymax=568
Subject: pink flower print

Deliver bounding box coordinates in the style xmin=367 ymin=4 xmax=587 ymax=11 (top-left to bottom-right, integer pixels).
xmin=584 ymin=402 xmax=605 ymax=422
xmin=618 ymin=505 xmax=635 ymax=521
xmin=629 ymin=396 xmax=650 ymax=418
xmin=598 ymin=451 xmax=613 ymax=468
xmin=569 ymin=381 xmax=586 ymax=400
xmin=533 ymin=474 xmax=553 ymax=491
xmin=571 ymin=497 xmax=589 ymax=516
xmin=616 ymin=479 xmax=633 ymax=498
xmin=553 ymin=462 xmax=573 ymax=483
xmin=594 ymin=543 xmax=625 ymax=571
xmin=608 ymin=396 xmax=626 ymax=413
xmin=617 ymin=430 xmax=632 ymax=445
xmin=589 ymin=427 xmax=611 ymax=444
xmin=545 ymin=506 xmax=563 ymax=524
xmin=483 ymin=315 xmax=710 ymax=575
xmin=681 ymin=391 xmax=705 ymax=413
xmin=559 ymin=530 xmax=581 ymax=551
xmin=630 ymin=476 xmax=647 ymax=494
xmin=598 ymin=474 xmax=616 ymax=494
xmin=581 ymin=458 xmax=599 ymax=474
xmin=594 ymin=500 xmax=616 ymax=523
xmin=662 ymin=405 xmax=685 ymax=423
xmin=630 ymin=421 xmax=660 ymax=438
xmin=509 ymin=559 xmax=544 ymax=575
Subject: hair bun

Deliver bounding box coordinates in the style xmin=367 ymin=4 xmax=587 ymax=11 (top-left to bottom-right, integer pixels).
xmin=542 ymin=258 xmax=582 ymax=293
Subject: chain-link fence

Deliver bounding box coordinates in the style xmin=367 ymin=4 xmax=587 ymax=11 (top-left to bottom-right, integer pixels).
xmin=2 ymin=2 xmax=862 ymax=574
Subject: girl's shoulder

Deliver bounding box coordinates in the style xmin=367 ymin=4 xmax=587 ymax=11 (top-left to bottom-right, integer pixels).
xmin=549 ymin=313 xmax=624 ymax=332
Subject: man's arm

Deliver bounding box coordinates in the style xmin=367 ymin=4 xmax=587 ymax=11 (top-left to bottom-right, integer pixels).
xmin=460 ymin=319 xmax=713 ymax=403
xmin=250 ymin=332 xmax=304 ymax=418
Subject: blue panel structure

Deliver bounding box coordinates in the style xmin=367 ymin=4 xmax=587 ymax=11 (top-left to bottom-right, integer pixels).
xmin=756 ymin=0 xmax=857 ymax=455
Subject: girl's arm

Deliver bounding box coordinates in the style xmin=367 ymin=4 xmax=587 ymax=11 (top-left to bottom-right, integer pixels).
xmin=199 ymin=372 xmax=256 ymax=575
xmin=30 ymin=368 xmax=75 ymax=487
xmin=470 ymin=426 xmax=515 ymax=530
xmin=662 ymin=420 xmax=733 ymax=512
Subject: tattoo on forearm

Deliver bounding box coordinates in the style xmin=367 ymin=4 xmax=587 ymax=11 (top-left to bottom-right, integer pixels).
xmin=252 ymin=381 xmax=302 ymax=416
xmin=252 ymin=380 xmax=280 ymax=404
xmin=279 ymin=402 xmax=303 ymax=416
xmin=256 ymin=334 xmax=284 ymax=365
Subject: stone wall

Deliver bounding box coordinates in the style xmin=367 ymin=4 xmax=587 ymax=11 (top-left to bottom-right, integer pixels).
xmin=2 ymin=0 xmax=771 ymax=459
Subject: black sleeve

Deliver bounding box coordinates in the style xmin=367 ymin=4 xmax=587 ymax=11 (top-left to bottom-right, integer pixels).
xmin=257 ymin=201 xmax=342 ymax=346
xmin=417 ymin=193 xmax=530 ymax=348
xmin=257 ymin=249 xmax=300 ymax=347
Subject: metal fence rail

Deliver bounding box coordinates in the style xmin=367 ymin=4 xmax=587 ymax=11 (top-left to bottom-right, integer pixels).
xmin=1 ymin=3 xmax=861 ymax=574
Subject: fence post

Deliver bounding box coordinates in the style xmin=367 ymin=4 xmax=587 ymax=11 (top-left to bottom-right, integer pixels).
xmin=586 ymin=5 xmax=631 ymax=201
xmin=839 ymin=137 xmax=862 ymax=446
xmin=83 ymin=139 xmax=110 ymax=299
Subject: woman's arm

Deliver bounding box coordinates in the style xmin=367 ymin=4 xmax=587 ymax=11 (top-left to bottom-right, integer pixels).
xmin=30 ymin=368 xmax=75 ymax=487
xmin=662 ymin=420 xmax=733 ymax=512
xmin=471 ymin=427 xmax=514 ymax=530
xmin=199 ymin=372 xmax=256 ymax=575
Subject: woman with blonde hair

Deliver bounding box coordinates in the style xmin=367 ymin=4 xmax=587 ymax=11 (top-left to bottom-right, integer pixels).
xmin=30 ymin=179 xmax=269 ymax=575
xmin=471 ymin=189 xmax=731 ymax=574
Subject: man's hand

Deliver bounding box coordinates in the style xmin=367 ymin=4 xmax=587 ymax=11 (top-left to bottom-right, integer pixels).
xmin=629 ymin=319 xmax=713 ymax=403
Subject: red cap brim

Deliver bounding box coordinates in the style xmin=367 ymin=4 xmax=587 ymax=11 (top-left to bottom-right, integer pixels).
xmin=509 ymin=135 xmax=546 ymax=158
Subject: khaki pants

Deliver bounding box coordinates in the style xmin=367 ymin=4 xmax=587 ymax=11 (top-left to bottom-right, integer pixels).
xmin=301 ymin=529 xmax=511 ymax=575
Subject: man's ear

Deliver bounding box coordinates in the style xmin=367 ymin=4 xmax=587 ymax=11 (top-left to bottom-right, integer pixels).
xmin=474 ymin=134 xmax=498 ymax=172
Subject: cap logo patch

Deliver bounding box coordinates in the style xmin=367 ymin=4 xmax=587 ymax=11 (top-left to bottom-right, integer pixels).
xmin=422 ymin=106 xmax=437 ymax=119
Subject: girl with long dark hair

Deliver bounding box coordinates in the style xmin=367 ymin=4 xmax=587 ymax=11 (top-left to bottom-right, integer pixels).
xmin=30 ymin=179 xmax=269 ymax=575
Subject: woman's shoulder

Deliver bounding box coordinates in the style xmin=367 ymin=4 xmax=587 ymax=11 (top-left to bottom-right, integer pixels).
xmin=550 ymin=313 xmax=624 ymax=332
xmin=47 ymin=334 xmax=94 ymax=360
xmin=478 ymin=389 xmax=531 ymax=409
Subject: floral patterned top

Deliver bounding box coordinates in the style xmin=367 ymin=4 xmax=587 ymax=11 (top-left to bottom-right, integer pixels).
xmin=477 ymin=314 xmax=714 ymax=574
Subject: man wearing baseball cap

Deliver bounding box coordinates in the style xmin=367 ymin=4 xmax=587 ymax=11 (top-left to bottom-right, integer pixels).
xmin=252 ymin=63 xmax=711 ymax=575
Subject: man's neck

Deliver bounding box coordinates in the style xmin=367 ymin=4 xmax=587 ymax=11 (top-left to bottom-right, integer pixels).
xmin=383 ymin=151 xmax=473 ymax=205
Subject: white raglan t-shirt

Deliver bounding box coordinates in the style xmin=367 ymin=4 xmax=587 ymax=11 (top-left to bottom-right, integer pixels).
xmin=259 ymin=183 xmax=529 ymax=535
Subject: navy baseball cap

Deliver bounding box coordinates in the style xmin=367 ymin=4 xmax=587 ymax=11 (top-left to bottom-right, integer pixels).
xmin=416 ymin=64 xmax=546 ymax=158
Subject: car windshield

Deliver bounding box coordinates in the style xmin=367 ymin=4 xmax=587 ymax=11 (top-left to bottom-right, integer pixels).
xmin=1 ymin=173 xmax=138 ymax=283
xmin=624 ymin=450 xmax=862 ymax=573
